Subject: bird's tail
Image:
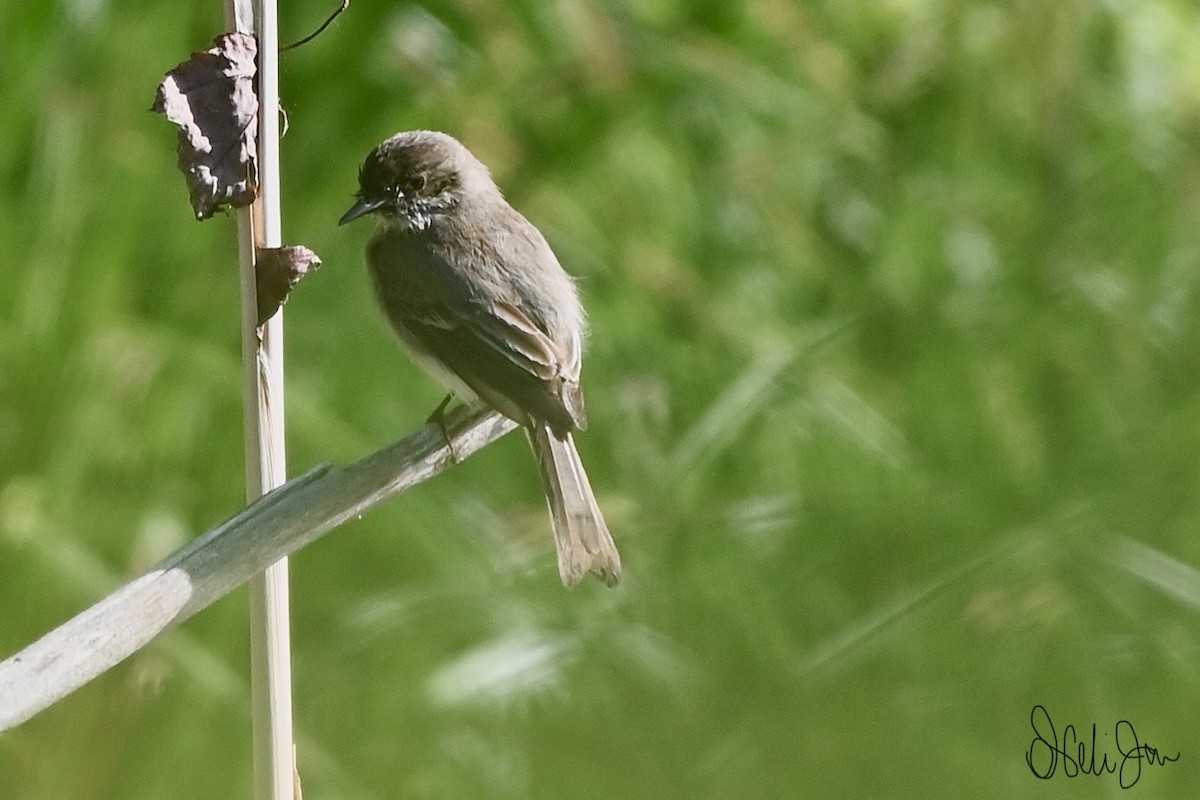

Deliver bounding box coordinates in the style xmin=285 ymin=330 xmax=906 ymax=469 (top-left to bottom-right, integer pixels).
xmin=529 ymin=424 xmax=621 ymax=587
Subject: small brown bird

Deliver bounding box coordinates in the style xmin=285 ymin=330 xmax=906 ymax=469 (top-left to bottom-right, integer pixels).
xmin=340 ymin=130 xmax=620 ymax=586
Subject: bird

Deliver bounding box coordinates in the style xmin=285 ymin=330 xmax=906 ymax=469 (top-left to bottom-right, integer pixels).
xmin=339 ymin=130 xmax=621 ymax=587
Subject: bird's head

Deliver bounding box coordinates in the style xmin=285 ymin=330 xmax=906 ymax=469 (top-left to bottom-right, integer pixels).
xmin=339 ymin=130 xmax=494 ymax=231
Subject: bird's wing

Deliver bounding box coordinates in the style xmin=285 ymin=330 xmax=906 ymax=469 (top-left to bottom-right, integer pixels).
xmin=368 ymin=233 xmax=586 ymax=434
xmin=398 ymin=299 xmax=587 ymax=434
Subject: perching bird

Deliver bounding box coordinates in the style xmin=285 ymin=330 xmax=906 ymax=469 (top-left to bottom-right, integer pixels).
xmin=339 ymin=130 xmax=620 ymax=587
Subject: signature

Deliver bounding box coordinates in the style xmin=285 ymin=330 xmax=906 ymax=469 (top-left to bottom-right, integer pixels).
xmin=1026 ymin=704 xmax=1180 ymax=788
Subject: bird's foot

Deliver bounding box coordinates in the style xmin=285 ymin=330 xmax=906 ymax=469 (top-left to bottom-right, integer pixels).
xmin=426 ymin=394 xmax=458 ymax=462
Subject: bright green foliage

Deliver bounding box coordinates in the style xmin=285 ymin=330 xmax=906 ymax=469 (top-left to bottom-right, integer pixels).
xmin=2 ymin=1 xmax=1200 ymax=797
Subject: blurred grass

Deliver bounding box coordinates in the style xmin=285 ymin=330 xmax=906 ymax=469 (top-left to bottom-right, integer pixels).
xmin=3 ymin=0 xmax=1200 ymax=797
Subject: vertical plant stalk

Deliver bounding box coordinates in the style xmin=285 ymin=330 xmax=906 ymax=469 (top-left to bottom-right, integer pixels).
xmin=225 ymin=0 xmax=296 ymax=798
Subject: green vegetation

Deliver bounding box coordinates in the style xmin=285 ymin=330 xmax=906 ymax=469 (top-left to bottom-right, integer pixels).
xmin=3 ymin=0 xmax=1200 ymax=796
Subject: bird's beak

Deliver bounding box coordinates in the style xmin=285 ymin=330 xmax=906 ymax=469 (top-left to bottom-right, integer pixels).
xmin=339 ymin=195 xmax=389 ymax=226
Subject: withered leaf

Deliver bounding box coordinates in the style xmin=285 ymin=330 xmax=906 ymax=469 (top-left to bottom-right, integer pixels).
xmin=152 ymin=33 xmax=259 ymax=220
xmin=257 ymin=246 xmax=322 ymax=326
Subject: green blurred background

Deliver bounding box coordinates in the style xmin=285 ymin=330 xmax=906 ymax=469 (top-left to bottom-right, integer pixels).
xmin=3 ymin=0 xmax=1200 ymax=797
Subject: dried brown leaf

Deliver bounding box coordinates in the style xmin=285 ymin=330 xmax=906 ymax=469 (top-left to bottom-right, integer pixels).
xmin=257 ymin=246 xmax=322 ymax=326
xmin=152 ymin=33 xmax=259 ymax=220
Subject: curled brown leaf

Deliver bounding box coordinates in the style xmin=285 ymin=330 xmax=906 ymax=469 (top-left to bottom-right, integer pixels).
xmin=256 ymin=246 xmax=322 ymax=326
xmin=152 ymin=33 xmax=259 ymax=220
